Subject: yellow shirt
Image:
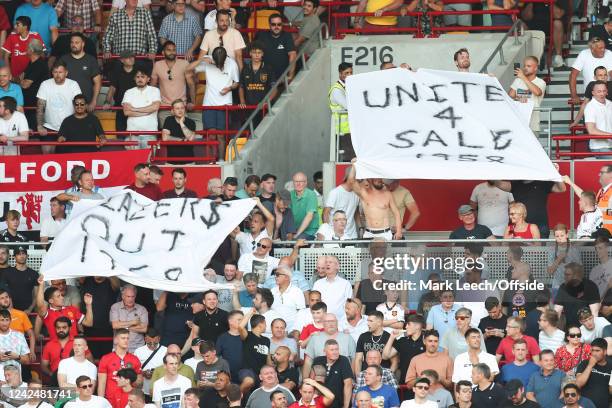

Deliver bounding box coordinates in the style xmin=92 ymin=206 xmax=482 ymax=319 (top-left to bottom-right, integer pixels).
xmin=365 ymin=0 xmax=397 ymax=25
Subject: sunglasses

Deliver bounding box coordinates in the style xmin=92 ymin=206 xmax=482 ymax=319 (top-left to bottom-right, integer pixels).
xmin=564 ymin=393 xmax=577 ymax=398
xmin=257 ymin=242 xmax=270 ymax=250
xmin=80 ymin=384 xmax=94 ymax=389
xmin=415 ymin=385 xmax=429 ymax=390
xmin=270 ymin=22 xmax=283 ymax=26
xmin=568 ymin=333 xmax=582 ymax=338
xmin=167 ymin=69 xmax=173 ymax=81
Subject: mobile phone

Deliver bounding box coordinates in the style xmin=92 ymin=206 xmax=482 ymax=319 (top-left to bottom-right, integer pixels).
xmin=513 ymin=63 xmax=521 ymax=71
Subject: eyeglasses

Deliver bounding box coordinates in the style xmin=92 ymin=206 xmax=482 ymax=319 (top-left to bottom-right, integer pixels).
xmin=564 ymin=393 xmax=577 ymax=398
xmin=415 ymin=385 xmax=429 ymax=390
xmin=568 ymin=333 xmax=582 ymax=338
xmin=257 ymin=242 xmax=270 ymax=250
xmin=74 ymin=102 xmax=86 ymax=106
xmin=79 ymin=384 xmax=94 ymax=390
xmin=167 ymin=69 xmax=173 ymax=81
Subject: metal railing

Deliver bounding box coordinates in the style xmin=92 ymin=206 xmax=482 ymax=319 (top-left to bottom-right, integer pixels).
xmin=226 ymin=23 xmax=330 ymax=162
xmin=479 ymin=18 xmax=522 ymax=73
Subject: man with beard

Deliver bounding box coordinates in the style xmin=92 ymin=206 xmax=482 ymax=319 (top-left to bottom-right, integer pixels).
xmin=41 ymin=317 xmax=74 ymax=386
xmin=348 ymin=159 xmax=402 ymax=240
xmin=59 ymin=33 xmax=101 ymax=110
xmin=554 ymin=262 xmax=601 ymax=327
xmin=454 ymin=48 xmax=471 ymax=72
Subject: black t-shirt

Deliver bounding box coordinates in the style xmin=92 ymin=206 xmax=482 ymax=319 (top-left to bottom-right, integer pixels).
xmin=59 ymin=53 xmax=101 ymax=102
xmin=57 ymin=114 xmax=104 ymax=154
xmin=277 ymin=365 xmax=299 ymax=388
xmin=80 ymin=277 xmax=118 ymax=333
xmin=161 ymin=292 xmax=193 ymax=342
xmin=471 ymin=382 xmax=507 ymax=408
xmin=242 ymin=332 xmax=270 ymax=375
xmin=194 ymin=308 xmax=229 ymax=343
xmin=584 ymin=80 xmax=612 ymax=100
xmin=356 ymin=331 xmax=391 ymax=370
xmin=109 ymin=64 xmax=137 ymax=106
xmin=216 ymin=332 xmax=242 ymax=382
xmin=23 ymin=57 xmax=49 ymax=107
xmin=162 ymin=115 xmax=196 ymax=159
xmin=1 ymin=267 xmax=38 ymax=310
xmin=449 ymin=224 xmax=493 ymax=240
xmin=254 ymin=31 xmax=295 ymax=80
xmin=240 ymin=62 xmax=275 ymax=105
xmin=510 ymin=181 xmax=554 ymax=227
xmin=311 ymin=355 xmax=353 ymax=408
xmin=590 ymin=24 xmax=612 ymax=51
xmin=502 ymin=284 xmax=537 ymax=319
xmin=478 ymin=315 xmax=508 ymax=355
xmin=161 ymin=189 xmax=198 ymax=199
xmin=199 ymin=388 xmax=228 ymax=408
xmin=356 ymin=279 xmax=389 ymax=314
xmin=392 ymin=334 xmax=425 ymax=383
xmin=524 ymin=309 xmax=542 ymax=339
xmin=501 ymin=400 xmax=541 ymax=408
xmin=575 ymin=358 xmax=612 ymax=408
xmin=555 ymin=279 xmax=601 ymax=326
xmin=52 ymin=34 xmax=97 ymax=58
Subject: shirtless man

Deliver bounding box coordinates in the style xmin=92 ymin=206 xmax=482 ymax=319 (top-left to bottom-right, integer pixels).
xmin=348 ymin=159 xmax=402 ymax=240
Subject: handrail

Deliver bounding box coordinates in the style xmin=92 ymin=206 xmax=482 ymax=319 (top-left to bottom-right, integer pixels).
xmin=479 ymin=18 xmax=522 ymax=73
xmin=227 ymin=23 xmax=329 ymax=163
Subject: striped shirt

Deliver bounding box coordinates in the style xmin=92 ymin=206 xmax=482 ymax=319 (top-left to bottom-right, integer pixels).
xmin=158 ymin=12 xmax=202 ymax=55
xmin=54 ymin=0 xmax=100 ymax=30
xmin=102 ymin=7 xmax=156 ymax=55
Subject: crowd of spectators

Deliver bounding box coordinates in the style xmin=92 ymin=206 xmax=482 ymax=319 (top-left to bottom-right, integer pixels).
xmin=0 ymin=160 xmax=611 ymax=408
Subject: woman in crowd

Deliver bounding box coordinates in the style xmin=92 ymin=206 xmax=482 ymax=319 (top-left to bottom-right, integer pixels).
xmin=553 ymin=323 xmax=591 ymax=378
xmin=504 ymin=202 xmax=541 ymax=241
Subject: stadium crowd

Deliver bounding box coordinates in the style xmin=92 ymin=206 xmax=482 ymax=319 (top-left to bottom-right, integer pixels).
xmin=0 ymin=161 xmax=611 ymax=408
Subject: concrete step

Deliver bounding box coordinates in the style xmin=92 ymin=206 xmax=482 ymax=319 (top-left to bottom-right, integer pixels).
xmin=547 ymin=80 xmax=583 ymax=93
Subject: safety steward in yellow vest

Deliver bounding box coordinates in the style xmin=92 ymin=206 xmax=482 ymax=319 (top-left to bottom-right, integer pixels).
xmin=596 ymin=165 xmax=612 ymax=234
xmin=329 ymin=62 xmax=354 ymax=162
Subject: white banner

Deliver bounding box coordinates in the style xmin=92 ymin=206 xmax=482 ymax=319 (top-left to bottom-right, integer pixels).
xmin=40 ymin=190 xmax=256 ymax=291
xmin=346 ymin=68 xmax=561 ymax=181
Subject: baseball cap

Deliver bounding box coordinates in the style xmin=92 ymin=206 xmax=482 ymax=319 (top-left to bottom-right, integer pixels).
xmin=457 ymin=204 xmax=473 ymax=215
xmin=505 ymin=379 xmax=524 ymax=396
xmin=191 ymin=337 xmax=204 ymax=347
xmin=119 ymin=50 xmax=135 ymax=59
xmin=278 ymin=189 xmax=292 ymax=204
xmin=13 ymin=246 xmax=27 ymax=255
xmin=261 ymin=173 xmax=277 ymax=182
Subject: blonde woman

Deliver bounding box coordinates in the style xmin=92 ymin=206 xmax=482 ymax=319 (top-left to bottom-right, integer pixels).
xmin=504 ymin=202 xmax=540 ymax=240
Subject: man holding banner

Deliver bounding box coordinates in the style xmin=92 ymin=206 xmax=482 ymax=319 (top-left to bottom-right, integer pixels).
xmin=347 ymin=159 xmax=402 ymax=240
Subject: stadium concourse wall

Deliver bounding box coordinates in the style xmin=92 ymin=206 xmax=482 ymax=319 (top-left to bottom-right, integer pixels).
xmin=222 ymin=31 xmax=546 ymax=189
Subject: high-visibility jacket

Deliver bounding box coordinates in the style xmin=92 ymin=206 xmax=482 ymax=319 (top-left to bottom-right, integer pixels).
xmin=596 ymin=186 xmax=612 ymax=233
xmin=328 ymin=81 xmax=350 ymax=135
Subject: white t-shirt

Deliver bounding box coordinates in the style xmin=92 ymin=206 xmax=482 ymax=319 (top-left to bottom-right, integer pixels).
xmin=577 ymin=208 xmax=603 ymax=238
xmin=400 ymin=400 xmax=438 ymax=408
xmin=451 ymin=351 xmax=499 ymax=383
xmin=36 ymin=78 xmax=81 ymax=130
xmin=572 ymin=48 xmax=612 ymax=85
xmin=0 ymin=111 xmax=29 ymax=155
xmin=584 ymin=97 xmax=612 ymax=150
xmin=340 ymin=316 xmax=369 ymax=343
xmin=376 ymin=302 xmax=405 ymax=333
xmin=312 ymin=276 xmax=353 ymax=325
xmin=40 ymin=217 xmax=67 ymax=240
xmin=152 ymin=375 xmax=192 ymax=408
xmin=324 ymin=185 xmax=360 ymax=238
xmin=237 ymin=252 xmax=280 ymax=284
xmin=184 ymin=356 xmax=202 ymax=373
xmin=510 ymin=76 xmax=547 ymax=132
xmin=122 ymin=85 xmax=161 ymax=132
xmin=57 ymin=357 xmax=98 ymax=386
xmin=19 ymin=402 xmax=54 ymax=408
xmin=235 ymin=230 xmax=269 ymax=257
xmin=134 ymin=344 xmax=167 ymax=395
xmin=271 ymin=283 xmax=306 ymax=324
xmin=580 ymin=316 xmax=611 ymax=344
xmin=195 ymin=58 xmax=239 ymax=106
xmin=469 ymin=182 xmax=514 ymax=236
xmin=64 ymin=396 xmax=112 ymax=408
xmin=315 ymin=223 xmax=351 ymax=248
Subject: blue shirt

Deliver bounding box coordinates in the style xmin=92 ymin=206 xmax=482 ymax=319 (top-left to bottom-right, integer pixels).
xmin=238 ymin=290 xmax=255 ymax=307
xmin=235 ymin=189 xmax=250 ymax=199
xmin=0 ymin=83 xmax=23 ymax=107
xmin=215 ymin=331 xmax=242 ymax=382
xmin=263 ymin=269 xmax=311 ymax=291
xmin=500 ymin=361 xmax=539 ymax=388
xmin=526 ymin=368 xmax=565 ymax=408
xmin=426 ymin=304 xmax=461 ymax=338
xmin=354 ymin=384 xmax=399 ymax=408
xmin=14 ymin=3 xmax=58 ymax=52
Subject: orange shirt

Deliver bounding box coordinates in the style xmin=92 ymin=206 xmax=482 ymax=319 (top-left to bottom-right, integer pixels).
xmin=9 ymin=308 xmax=32 ymax=333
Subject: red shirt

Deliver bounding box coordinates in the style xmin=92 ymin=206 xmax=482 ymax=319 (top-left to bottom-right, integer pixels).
xmin=1 ymin=31 xmax=46 ymax=77
xmin=98 ymin=352 xmax=142 ymax=400
xmin=289 ymin=396 xmax=326 ymax=408
xmin=126 ymin=184 xmax=162 ymax=201
xmin=299 ymin=324 xmax=324 ymax=341
xmin=43 ymin=306 xmax=83 ymax=341
xmin=108 ymin=387 xmax=130 ymax=408
xmin=495 ymin=335 xmax=540 ymax=363
xmin=42 ymin=339 xmax=74 ymax=372
xmin=554 ymin=343 xmax=591 ymax=373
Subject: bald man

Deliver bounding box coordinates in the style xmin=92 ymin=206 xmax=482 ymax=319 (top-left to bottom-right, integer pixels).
xmin=0 ymin=67 xmax=24 ymax=112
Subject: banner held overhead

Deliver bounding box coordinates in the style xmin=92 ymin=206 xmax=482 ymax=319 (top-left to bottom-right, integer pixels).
xmin=346 ymin=68 xmax=561 ymax=181
xmin=40 ymin=190 xmax=256 ymax=291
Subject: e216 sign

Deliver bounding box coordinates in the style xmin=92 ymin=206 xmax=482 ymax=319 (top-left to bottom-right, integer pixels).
xmin=341 ymin=46 xmax=394 ymax=66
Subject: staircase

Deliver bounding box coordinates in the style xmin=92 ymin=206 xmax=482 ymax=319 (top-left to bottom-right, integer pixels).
xmin=538 ymin=24 xmax=590 ymax=157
